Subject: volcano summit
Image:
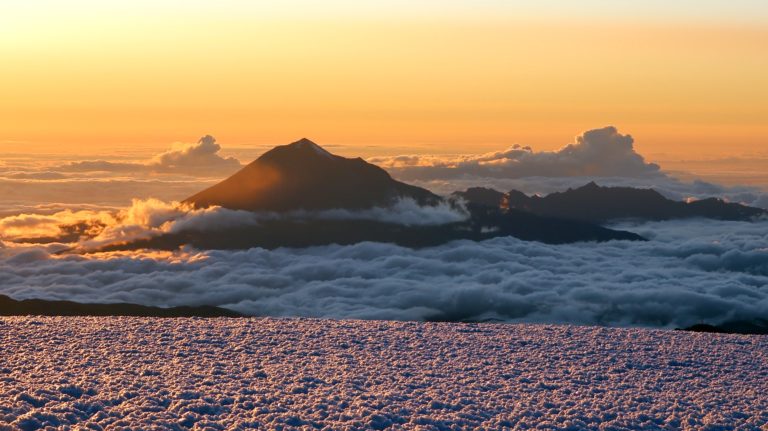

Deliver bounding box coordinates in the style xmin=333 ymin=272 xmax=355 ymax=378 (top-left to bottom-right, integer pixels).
xmin=101 ymin=139 xmax=643 ymax=251
xmin=185 ymin=138 xmax=439 ymax=212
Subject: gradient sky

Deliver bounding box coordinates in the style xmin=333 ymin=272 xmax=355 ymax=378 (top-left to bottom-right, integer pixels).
xmin=1 ymin=0 xmax=767 ymax=158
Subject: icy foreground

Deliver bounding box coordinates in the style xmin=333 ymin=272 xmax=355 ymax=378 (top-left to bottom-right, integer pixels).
xmin=1 ymin=318 xmax=766 ymax=430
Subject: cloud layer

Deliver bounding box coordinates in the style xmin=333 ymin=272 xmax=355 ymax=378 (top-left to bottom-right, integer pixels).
xmin=3 ymin=127 xmax=768 ymax=212
xmin=0 ymin=198 xmax=468 ymax=250
xmin=0 ymin=136 xmax=239 ymax=211
xmin=372 ymin=126 xmax=662 ymax=181
xmin=2 ymin=128 xmax=768 ymax=330
xmin=366 ymin=126 xmax=768 ymax=209
xmin=1 ymin=218 xmax=767 ymax=328
xmin=60 ymin=135 xmax=241 ymax=175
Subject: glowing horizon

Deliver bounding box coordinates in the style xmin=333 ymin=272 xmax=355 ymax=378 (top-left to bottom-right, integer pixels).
xmin=1 ymin=1 xmax=766 ymax=159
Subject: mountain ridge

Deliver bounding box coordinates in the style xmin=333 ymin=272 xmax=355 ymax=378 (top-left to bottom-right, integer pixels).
xmin=185 ymin=138 xmax=439 ymax=212
xmin=454 ymin=182 xmax=766 ymax=223
xmin=0 ymin=294 xmax=241 ymax=318
xmin=96 ymin=139 xmax=649 ymax=251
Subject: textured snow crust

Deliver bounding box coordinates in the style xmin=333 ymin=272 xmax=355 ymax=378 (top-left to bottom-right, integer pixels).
xmin=1 ymin=317 xmax=766 ymax=430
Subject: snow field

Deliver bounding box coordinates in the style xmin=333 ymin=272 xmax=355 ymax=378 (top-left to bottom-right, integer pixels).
xmin=0 ymin=317 xmax=766 ymax=430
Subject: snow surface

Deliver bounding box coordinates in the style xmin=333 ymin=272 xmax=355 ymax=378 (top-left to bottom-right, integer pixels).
xmin=1 ymin=317 xmax=766 ymax=430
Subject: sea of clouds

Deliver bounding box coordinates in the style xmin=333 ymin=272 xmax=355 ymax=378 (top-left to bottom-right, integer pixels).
xmin=1 ymin=218 xmax=767 ymax=328
xmin=1 ymin=126 xmax=767 ymax=328
xmin=0 ymin=197 xmax=467 ymax=251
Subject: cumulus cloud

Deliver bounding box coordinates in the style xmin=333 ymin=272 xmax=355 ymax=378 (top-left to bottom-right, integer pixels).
xmin=59 ymin=135 xmax=241 ymax=176
xmin=0 ymin=136 xmax=243 ymax=210
xmin=0 ymin=199 xmax=255 ymax=249
xmin=5 ymin=127 xmax=768 ymax=212
xmin=362 ymin=125 xmax=768 ymax=209
xmin=148 ymin=135 xmax=241 ymax=173
xmin=1 ymin=219 xmax=767 ymax=328
xmin=0 ymin=210 xmax=113 ymax=240
xmin=2 ymin=126 xmax=767 ymax=330
xmin=372 ymin=126 xmax=662 ymax=181
xmin=0 ymin=198 xmax=468 ymax=250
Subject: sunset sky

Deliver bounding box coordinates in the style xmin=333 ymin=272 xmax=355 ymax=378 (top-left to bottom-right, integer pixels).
xmin=4 ymin=0 xmax=768 ymax=353
xmin=1 ymin=0 xmax=767 ymax=159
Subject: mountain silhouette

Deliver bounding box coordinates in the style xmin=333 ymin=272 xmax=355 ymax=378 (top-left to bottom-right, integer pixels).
xmin=185 ymin=138 xmax=439 ymax=211
xmin=0 ymin=294 xmax=241 ymax=317
xmin=98 ymin=141 xmax=647 ymax=252
xmin=680 ymin=319 xmax=768 ymax=335
xmin=108 ymin=209 xmax=643 ymax=252
xmin=453 ymin=187 xmax=506 ymax=207
xmin=456 ymin=182 xmax=766 ymax=223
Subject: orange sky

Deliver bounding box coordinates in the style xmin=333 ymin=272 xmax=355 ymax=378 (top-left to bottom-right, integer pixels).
xmin=1 ymin=1 xmax=767 ymax=159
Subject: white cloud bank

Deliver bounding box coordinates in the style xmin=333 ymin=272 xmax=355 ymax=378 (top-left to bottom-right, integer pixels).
xmin=3 ymin=127 xmax=768 ymax=211
xmin=1 ymin=219 xmax=767 ymax=328
xmin=0 ymin=136 xmax=241 ymax=211
xmin=367 ymin=126 xmax=768 ymax=209
xmin=60 ymin=135 xmax=241 ymax=175
xmin=0 ymin=198 xmax=468 ymax=249
xmin=372 ymin=126 xmax=662 ymax=181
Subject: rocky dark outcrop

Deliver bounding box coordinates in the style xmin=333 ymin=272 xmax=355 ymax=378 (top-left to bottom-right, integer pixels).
xmin=457 ymin=182 xmax=766 ymax=223
xmin=0 ymin=294 xmax=241 ymax=317
xmin=452 ymin=187 xmax=506 ymax=208
xmin=108 ymin=207 xmax=644 ymax=252
xmin=680 ymin=320 xmax=768 ymax=335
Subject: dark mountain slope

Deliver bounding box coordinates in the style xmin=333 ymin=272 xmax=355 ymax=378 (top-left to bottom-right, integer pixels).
xmin=458 ymin=182 xmax=765 ymax=223
xmin=0 ymin=294 xmax=241 ymax=317
xmin=681 ymin=319 xmax=768 ymax=335
xmin=185 ymin=138 xmax=439 ymax=212
xmin=105 ymin=206 xmax=643 ymax=252
xmin=97 ymin=141 xmax=646 ymax=251
xmin=452 ymin=187 xmax=506 ymax=207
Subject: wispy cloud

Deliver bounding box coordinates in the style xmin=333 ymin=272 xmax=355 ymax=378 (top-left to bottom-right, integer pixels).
xmin=0 ymin=136 xmax=239 ymax=210
xmin=59 ymin=135 xmax=241 ymax=175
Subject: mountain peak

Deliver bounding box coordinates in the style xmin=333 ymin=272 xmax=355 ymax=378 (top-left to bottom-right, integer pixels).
xmin=292 ymin=137 xmax=315 ymax=146
xmin=580 ymin=181 xmax=600 ymax=190
xmin=285 ymin=138 xmax=334 ymax=158
xmin=184 ymin=138 xmax=439 ymax=212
